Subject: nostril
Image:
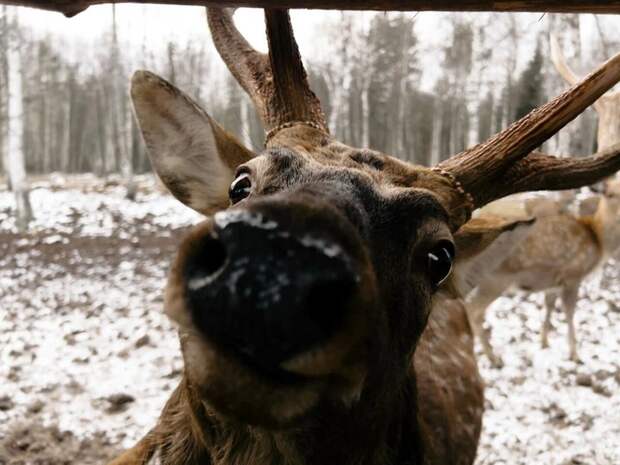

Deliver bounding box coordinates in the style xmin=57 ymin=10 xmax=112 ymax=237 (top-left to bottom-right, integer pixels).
xmin=185 ymin=234 xmax=228 ymax=291
xmin=303 ymin=276 xmax=356 ymax=336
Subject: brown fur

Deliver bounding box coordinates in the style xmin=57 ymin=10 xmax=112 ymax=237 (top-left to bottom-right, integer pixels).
xmin=108 ymin=182 xmax=526 ymax=465
xmin=110 ymin=293 xmax=482 ymax=465
xmin=416 ymin=296 xmax=484 ymax=465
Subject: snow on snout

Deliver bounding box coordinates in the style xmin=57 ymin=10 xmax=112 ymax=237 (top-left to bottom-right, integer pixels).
xmin=299 ymin=235 xmax=343 ymax=259
xmin=187 ymin=271 xmax=222 ymax=291
xmin=214 ymin=210 xmax=278 ymax=230
xmin=213 ymin=210 xmax=344 ymax=259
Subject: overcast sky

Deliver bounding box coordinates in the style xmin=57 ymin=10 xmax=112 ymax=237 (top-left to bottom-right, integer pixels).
xmin=19 ymin=6 xmax=348 ymax=53
xmin=13 ymin=5 xmax=611 ymax=93
xmin=16 ymin=5 xmax=444 ymax=87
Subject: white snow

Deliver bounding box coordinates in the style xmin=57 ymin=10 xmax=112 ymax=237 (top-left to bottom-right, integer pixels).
xmin=475 ymin=266 xmax=620 ymax=465
xmin=214 ymin=209 xmax=279 ymax=230
xmin=1 ymin=175 xmax=619 ymax=462
xmin=299 ymin=235 xmax=344 ymax=258
xmin=0 ymin=174 xmax=201 ymax=236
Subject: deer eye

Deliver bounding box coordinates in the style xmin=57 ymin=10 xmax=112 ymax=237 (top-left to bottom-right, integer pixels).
xmin=427 ymin=241 xmax=455 ymax=289
xmin=229 ymin=173 xmax=252 ymax=204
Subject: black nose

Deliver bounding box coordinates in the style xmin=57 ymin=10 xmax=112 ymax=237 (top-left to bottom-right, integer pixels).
xmin=183 ymin=211 xmax=359 ymax=374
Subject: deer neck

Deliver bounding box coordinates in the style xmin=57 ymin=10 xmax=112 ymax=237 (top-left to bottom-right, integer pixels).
xmin=147 ymin=373 xmax=422 ymax=465
xmin=596 ymin=94 xmax=620 ymax=151
xmin=589 ymin=197 xmax=620 ymax=258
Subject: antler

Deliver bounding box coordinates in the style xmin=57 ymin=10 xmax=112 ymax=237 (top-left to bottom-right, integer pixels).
xmin=486 ymin=143 xmax=620 ymax=197
xmin=207 ymin=8 xmax=328 ymax=137
xmin=550 ymin=34 xmax=580 ymax=86
xmin=550 ymin=33 xmax=607 ymax=112
xmin=438 ymin=50 xmax=620 ymax=209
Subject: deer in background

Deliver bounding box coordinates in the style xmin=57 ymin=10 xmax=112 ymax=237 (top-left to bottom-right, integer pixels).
xmin=109 ymin=8 xmax=620 ymax=465
xmin=551 ymin=33 xmax=620 ymax=216
xmin=468 ymin=175 xmax=620 ymax=367
xmin=464 ymin=39 xmax=620 ymax=369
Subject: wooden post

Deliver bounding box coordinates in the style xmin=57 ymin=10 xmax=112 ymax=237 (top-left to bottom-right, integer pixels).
xmin=1 ymin=1 xmax=620 ymax=17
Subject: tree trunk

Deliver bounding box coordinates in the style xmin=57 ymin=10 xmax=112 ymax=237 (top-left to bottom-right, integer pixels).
xmin=430 ymin=96 xmax=442 ymax=166
xmin=361 ymin=84 xmax=369 ymax=148
xmin=239 ymin=98 xmax=252 ymax=148
xmin=110 ymin=4 xmax=135 ymax=199
xmin=130 ymin=113 xmax=141 ymax=173
xmin=95 ymin=83 xmax=108 ymax=175
xmin=6 ymin=8 xmax=32 ymax=231
xmin=0 ymin=6 xmax=8 ymax=181
xmin=167 ymin=41 xmax=177 ymax=85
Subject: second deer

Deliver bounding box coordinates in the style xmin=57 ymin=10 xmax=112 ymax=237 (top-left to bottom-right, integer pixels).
xmin=467 ymin=176 xmax=620 ymax=367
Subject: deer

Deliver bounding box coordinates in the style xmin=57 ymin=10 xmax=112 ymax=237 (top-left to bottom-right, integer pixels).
xmin=466 ymin=174 xmax=620 ymax=367
xmin=108 ymin=7 xmax=620 ymax=465
xmin=462 ymin=37 xmax=620 ymax=369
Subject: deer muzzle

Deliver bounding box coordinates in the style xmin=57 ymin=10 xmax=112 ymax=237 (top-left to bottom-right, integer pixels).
xmin=174 ymin=200 xmax=371 ymax=381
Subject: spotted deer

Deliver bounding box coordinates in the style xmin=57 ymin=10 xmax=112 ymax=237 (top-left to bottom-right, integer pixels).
xmin=463 ymin=37 xmax=620 ymax=368
xmin=109 ymin=8 xmax=620 ymax=465
xmin=467 ymin=176 xmax=620 ymax=367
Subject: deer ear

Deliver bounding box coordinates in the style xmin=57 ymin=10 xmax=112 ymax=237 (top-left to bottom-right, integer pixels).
xmin=131 ymin=70 xmax=255 ymax=215
xmin=450 ymin=216 xmax=536 ymax=297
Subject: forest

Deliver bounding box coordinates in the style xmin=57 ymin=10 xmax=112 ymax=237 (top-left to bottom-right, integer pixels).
xmin=0 ymin=8 xmax=618 ymax=200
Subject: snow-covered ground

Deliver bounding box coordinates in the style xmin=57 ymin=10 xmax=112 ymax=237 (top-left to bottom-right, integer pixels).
xmin=477 ymin=278 xmax=620 ymax=465
xmin=0 ymin=175 xmax=619 ymax=464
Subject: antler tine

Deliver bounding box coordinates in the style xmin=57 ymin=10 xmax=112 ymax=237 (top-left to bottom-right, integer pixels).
xmin=264 ymin=9 xmax=328 ymax=133
xmin=550 ymin=33 xmax=605 ymax=112
xmin=207 ymin=8 xmax=328 ymax=135
xmin=438 ymin=50 xmax=620 ymax=208
xmin=207 ymin=8 xmax=271 ymax=121
xmin=550 ymin=34 xmax=580 ymax=86
xmin=490 ymin=143 xmax=620 ymax=199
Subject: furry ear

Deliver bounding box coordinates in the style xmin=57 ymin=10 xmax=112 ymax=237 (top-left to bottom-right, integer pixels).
xmin=131 ymin=70 xmax=255 ymax=215
xmin=451 ymin=216 xmax=536 ymax=297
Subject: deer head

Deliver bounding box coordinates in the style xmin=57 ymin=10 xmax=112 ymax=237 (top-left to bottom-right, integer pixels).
xmin=130 ymin=9 xmax=620 ymax=430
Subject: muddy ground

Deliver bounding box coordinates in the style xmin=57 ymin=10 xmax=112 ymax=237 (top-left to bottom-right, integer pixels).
xmin=1 ymin=175 xmax=619 ymax=464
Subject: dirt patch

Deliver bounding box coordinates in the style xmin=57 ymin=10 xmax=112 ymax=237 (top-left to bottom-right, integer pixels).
xmin=0 ymin=421 xmax=120 ymax=465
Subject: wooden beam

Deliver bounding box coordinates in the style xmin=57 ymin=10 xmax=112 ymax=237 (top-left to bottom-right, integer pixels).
xmin=4 ymin=0 xmax=620 ymax=18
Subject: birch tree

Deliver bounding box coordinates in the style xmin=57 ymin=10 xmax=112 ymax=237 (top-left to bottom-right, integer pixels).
xmin=0 ymin=7 xmax=8 ymax=179
xmin=110 ymin=4 xmax=135 ymax=199
xmin=5 ymin=6 xmax=32 ymax=231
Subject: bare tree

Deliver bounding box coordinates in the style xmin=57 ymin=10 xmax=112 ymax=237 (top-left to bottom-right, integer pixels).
xmin=5 ymin=6 xmax=32 ymax=231
xmin=110 ymin=4 xmax=135 ymax=199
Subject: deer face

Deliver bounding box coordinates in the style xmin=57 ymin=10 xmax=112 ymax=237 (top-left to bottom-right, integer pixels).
xmin=133 ymin=72 xmax=463 ymax=427
xmin=132 ymin=8 xmax=620 ymax=430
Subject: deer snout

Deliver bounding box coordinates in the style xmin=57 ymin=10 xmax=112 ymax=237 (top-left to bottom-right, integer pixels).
xmin=181 ymin=210 xmax=360 ymax=378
